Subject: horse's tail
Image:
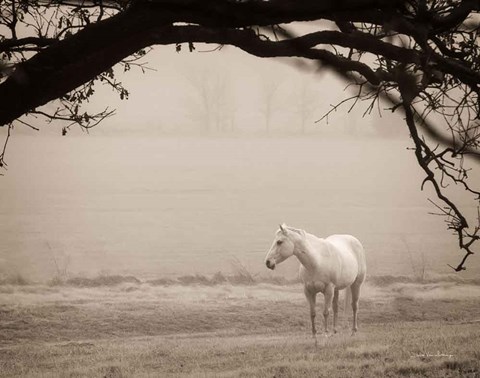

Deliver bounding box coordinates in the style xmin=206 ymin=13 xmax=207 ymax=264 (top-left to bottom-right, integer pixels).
xmin=344 ymin=286 xmax=352 ymax=315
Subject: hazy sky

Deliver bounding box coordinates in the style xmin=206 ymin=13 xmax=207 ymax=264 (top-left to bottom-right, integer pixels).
xmin=21 ymin=38 xmax=403 ymax=137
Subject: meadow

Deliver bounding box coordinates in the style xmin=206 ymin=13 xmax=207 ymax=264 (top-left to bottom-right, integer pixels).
xmin=2 ymin=136 xmax=480 ymax=376
xmin=1 ymin=274 xmax=480 ymax=377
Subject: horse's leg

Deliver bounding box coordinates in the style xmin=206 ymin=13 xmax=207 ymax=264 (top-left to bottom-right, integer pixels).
xmin=323 ymin=284 xmax=334 ymax=335
xmin=304 ymin=287 xmax=317 ymax=346
xmin=350 ymin=281 xmax=362 ymax=335
xmin=332 ymin=288 xmax=339 ymax=334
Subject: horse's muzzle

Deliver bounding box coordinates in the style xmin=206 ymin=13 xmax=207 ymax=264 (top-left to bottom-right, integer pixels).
xmin=265 ymin=260 xmax=275 ymax=270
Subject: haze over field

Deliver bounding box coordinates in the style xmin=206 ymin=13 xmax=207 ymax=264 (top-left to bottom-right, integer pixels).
xmin=2 ymin=134 xmax=479 ymax=281
xmin=1 ymin=45 xmax=479 ymax=281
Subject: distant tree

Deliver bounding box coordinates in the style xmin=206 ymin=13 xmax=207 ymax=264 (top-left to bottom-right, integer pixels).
xmin=1 ymin=0 xmax=480 ymax=270
xmin=296 ymin=78 xmax=317 ymax=134
xmin=259 ymin=75 xmax=280 ymax=134
xmin=186 ymin=69 xmax=231 ymax=133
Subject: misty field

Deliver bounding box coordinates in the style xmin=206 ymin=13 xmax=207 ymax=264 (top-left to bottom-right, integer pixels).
xmin=4 ymin=136 xmax=480 ymax=282
xmin=1 ymin=275 xmax=480 ymax=377
xmin=2 ymin=136 xmax=480 ymax=377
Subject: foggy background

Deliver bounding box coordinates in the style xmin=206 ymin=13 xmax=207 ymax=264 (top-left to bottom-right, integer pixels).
xmin=1 ymin=44 xmax=479 ymax=281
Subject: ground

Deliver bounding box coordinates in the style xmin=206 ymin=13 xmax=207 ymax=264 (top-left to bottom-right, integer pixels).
xmin=1 ymin=276 xmax=480 ymax=377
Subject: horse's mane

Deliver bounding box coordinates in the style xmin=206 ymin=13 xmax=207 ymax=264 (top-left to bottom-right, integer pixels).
xmin=285 ymin=226 xmax=305 ymax=236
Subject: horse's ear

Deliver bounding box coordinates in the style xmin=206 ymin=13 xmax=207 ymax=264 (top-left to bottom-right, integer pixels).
xmin=279 ymin=223 xmax=287 ymax=234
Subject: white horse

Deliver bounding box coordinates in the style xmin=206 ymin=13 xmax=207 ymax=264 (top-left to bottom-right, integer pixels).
xmin=264 ymin=224 xmax=366 ymax=343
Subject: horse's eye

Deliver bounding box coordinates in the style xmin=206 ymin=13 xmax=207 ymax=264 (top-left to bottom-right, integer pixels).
xmin=276 ymin=240 xmax=283 ymax=245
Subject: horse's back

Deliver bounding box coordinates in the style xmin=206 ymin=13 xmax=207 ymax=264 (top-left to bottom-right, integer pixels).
xmin=326 ymin=234 xmax=367 ymax=285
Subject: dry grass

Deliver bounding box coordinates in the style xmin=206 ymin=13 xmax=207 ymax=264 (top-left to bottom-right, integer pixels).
xmin=1 ymin=277 xmax=480 ymax=377
xmin=5 ymin=271 xmax=480 ymax=288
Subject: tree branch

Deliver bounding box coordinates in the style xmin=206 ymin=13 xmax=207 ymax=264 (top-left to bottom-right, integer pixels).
xmin=0 ymin=37 xmax=57 ymax=52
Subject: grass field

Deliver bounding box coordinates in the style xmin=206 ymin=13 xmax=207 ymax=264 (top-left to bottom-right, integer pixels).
xmin=1 ymin=275 xmax=480 ymax=377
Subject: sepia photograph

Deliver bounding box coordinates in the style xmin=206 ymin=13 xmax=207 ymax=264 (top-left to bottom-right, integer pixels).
xmin=1 ymin=0 xmax=480 ymax=377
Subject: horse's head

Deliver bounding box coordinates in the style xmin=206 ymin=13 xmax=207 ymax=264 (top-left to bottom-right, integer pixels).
xmin=264 ymin=223 xmax=304 ymax=270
